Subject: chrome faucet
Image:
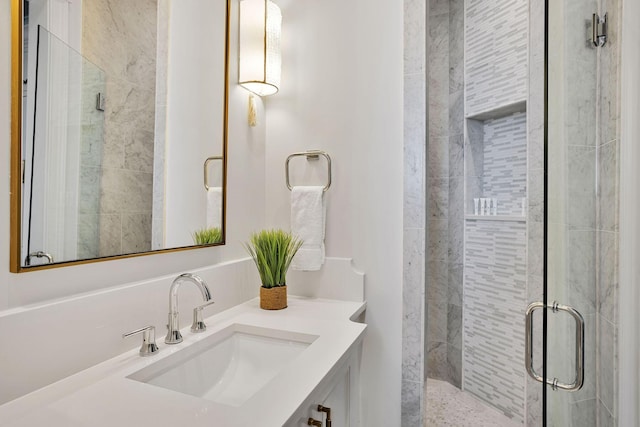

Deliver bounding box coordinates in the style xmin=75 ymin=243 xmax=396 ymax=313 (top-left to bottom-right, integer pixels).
xmin=165 ymin=273 xmax=212 ymax=344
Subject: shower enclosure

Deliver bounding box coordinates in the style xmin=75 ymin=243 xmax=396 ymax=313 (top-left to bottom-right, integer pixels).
xmin=415 ymin=0 xmax=620 ymax=425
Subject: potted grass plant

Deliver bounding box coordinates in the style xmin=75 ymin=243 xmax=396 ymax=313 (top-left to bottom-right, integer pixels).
xmin=192 ymin=227 xmax=223 ymax=245
xmin=244 ymin=229 xmax=303 ymax=310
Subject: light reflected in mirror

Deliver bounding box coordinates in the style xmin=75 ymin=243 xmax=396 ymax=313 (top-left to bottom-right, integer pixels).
xmin=12 ymin=0 xmax=229 ymax=271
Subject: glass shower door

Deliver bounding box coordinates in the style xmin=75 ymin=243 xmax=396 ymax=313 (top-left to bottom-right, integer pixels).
xmin=25 ymin=25 xmax=106 ymax=265
xmin=539 ymin=0 xmax=618 ymax=425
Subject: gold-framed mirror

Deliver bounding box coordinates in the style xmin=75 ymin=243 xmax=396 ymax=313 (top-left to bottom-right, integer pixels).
xmin=10 ymin=0 xmax=230 ymax=272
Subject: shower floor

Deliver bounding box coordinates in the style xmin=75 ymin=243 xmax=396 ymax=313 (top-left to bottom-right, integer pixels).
xmin=425 ymin=379 xmax=521 ymax=427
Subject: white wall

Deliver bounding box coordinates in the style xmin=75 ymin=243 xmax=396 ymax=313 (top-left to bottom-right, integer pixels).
xmin=265 ymin=0 xmax=404 ymax=425
xmin=164 ymin=0 xmax=228 ymax=247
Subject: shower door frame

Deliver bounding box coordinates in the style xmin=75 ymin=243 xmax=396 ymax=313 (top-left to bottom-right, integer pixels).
xmin=617 ymin=0 xmax=640 ymax=423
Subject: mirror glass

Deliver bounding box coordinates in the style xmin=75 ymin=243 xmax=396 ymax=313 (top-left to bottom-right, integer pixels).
xmin=14 ymin=0 xmax=228 ymax=270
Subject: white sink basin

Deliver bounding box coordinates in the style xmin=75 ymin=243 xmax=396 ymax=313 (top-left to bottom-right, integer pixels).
xmin=127 ymin=324 xmax=317 ymax=407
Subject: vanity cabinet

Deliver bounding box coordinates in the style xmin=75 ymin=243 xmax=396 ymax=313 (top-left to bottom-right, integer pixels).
xmin=303 ymin=368 xmax=349 ymax=426
xmin=286 ymin=342 xmax=362 ymax=427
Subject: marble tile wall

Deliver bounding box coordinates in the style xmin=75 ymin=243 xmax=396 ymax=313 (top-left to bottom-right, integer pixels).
xmin=482 ymin=114 xmax=527 ymax=215
xmin=596 ymin=0 xmax=620 ymax=424
xmin=461 ymin=113 xmax=528 ymax=423
xmin=83 ymin=0 xmax=158 ymax=256
xmin=464 ymin=0 xmax=528 ymax=116
xmin=447 ymin=0 xmax=465 ymax=390
xmin=77 ymin=63 xmax=106 ymax=259
xmin=463 ymin=219 xmax=527 ymax=423
xmin=425 ymin=0 xmax=451 ymax=388
xmin=423 ymin=0 xmax=465 ymax=392
xmin=401 ymin=0 xmax=427 ymax=424
xmin=152 ymin=0 xmax=170 ymax=250
xmin=461 ymin=0 xmax=529 ymax=421
xmin=466 ymin=112 xmax=528 ymax=216
xmin=596 ymin=138 xmax=618 ymax=425
xmin=526 ymin=0 xmax=544 ymax=425
xmin=426 ymin=0 xmax=528 ymax=399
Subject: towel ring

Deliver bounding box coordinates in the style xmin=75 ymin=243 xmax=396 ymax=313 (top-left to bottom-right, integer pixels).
xmin=204 ymin=156 xmax=223 ymax=191
xmin=285 ymin=150 xmax=332 ymax=192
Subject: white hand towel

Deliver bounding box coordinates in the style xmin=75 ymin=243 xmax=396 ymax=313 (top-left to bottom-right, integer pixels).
xmin=206 ymin=187 xmax=223 ymax=229
xmin=291 ymin=186 xmax=325 ymax=271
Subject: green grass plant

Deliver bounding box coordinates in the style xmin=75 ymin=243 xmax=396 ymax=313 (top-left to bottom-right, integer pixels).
xmin=244 ymin=229 xmax=303 ymax=288
xmin=192 ymin=227 xmax=223 ymax=245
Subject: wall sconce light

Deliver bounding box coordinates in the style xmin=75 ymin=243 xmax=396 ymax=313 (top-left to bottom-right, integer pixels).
xmin=239 ymin=0 xmax=282 ymax=97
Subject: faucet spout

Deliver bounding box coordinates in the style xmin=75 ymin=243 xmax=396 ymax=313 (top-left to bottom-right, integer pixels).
xmin=165 ymin=273 xmax=212 ymax=344
xmin=169 ymin=273 xmax=212 ymax=314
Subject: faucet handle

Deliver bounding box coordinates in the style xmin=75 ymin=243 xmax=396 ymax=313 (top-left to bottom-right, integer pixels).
xmin=191 ymin=300 xmax=215 ymax=333
xmin=123 ymin=325 xmax=159 ymax=357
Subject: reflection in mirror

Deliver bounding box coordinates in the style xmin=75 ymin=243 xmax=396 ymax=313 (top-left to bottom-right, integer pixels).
xmin=187 ymin=156 xmax=224 ymax=246
xmin=14 ymin=0 xmax=229 ymax=270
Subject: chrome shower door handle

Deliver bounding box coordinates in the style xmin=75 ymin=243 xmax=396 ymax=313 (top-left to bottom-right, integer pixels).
xmin=525 ymin=302 xmax=545 ymax=384
xmin=525 ymin=301 xmax=585 ymax=392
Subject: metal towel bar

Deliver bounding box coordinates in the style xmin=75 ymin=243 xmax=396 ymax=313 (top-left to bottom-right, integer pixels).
xmin=204 ymin=156 xmax=223 ymax=191
xmin=285 ymin=150 xmax=332 ymax=192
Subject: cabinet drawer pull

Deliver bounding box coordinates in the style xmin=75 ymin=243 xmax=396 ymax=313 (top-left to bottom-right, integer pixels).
xmin=307 ymin=418 xmax=322 ymax=427
xmin=317 ymin=405 xmax=332 ymax=427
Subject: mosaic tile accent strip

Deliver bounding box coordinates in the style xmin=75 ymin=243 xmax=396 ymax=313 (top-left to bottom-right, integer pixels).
xmin=482 ymin=112 xmax=527 ymax=215
xmin=463 ymin=219 xmax=526 ymax=423
xmin=465 ymin=0 xmax=528 ymax=116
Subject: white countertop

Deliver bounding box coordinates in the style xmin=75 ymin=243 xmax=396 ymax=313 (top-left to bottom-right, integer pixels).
xmin=0 ymin=296 xmax=367 ymax=427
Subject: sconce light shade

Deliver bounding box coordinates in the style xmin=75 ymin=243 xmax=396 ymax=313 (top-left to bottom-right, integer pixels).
xmin=239 ymin=0 xmax=282 ymax=96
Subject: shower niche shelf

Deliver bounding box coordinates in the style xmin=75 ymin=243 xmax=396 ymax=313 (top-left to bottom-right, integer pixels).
xmin=464 ymin=215 xmax=526 ymax=222
xmin=465 ymin=100 xmax=526 ymax=121
xmin=464 ymin=104 xmax=528 ymax=219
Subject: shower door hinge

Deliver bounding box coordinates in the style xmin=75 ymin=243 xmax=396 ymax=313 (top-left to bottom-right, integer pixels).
xmin=592 ymin=13 xmax=607 ymax=47
xmin=96 ymin=92 xmax=106 ymax=111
